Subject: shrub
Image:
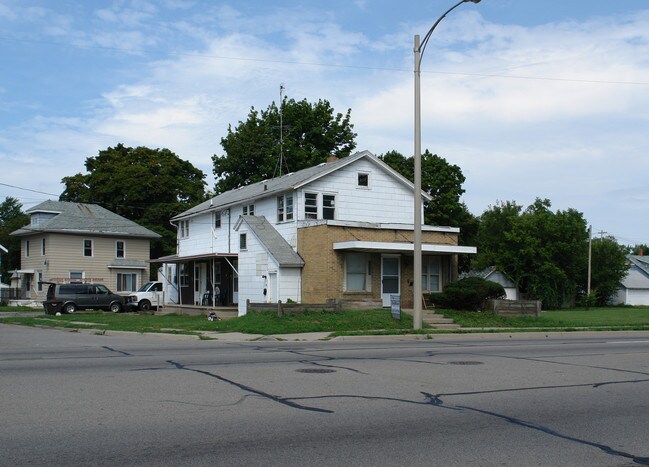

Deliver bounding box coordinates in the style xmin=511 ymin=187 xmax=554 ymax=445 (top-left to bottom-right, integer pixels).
xmin=429 ymin=277 xmax=506 ymax=311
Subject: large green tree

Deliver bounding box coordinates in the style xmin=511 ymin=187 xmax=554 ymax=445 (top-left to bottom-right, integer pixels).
xmin=0 ymin=197 xmax=29 ymax=283
xmin=60 ymin=144 xmax=207 ymax=258
xmin=474 ymin=198 xmax=589 ymax=309
xmin=379 ymin=150 xmax=477 ymax=257
xmin=590 ymin=236 xmax=630 ymax=305
xmin=213 ymin=98 xmax=357 ymax=193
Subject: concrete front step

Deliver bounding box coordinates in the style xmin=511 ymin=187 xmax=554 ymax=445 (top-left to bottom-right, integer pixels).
xmin=425 ymin=323 xmax=462 ymax=330
xmin=422 ymin=312 xmax=461 ymax=330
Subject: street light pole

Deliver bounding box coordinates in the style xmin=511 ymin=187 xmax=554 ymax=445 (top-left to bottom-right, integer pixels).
xmin=413 ymin=0 xmax=481 ymax=330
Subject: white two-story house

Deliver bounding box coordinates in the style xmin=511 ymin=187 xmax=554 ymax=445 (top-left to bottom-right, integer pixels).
xmin=159 ymin=150 xmax=476 ymax=315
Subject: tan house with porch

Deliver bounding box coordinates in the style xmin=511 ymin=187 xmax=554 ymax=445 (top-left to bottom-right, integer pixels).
xmin=10 ymin=200 xmax=160 ymax=303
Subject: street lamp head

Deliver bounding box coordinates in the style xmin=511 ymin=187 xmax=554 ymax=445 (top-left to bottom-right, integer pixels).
xmin=464 ymin=0 xmax=481 ymax=3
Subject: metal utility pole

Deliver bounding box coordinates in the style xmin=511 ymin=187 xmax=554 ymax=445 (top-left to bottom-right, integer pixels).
xmin=412 ymin=0 xmax=481 ymax=330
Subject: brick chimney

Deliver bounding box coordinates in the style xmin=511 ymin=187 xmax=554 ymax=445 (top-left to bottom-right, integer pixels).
xmin=327 ymin=155 xmax=338 ymax=163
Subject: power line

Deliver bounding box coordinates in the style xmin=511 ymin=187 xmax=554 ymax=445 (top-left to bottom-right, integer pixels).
xmin=0 ymin=182 xmax=59 ymax=197
xmin=0 ymin=35 xmax=648 ymax=87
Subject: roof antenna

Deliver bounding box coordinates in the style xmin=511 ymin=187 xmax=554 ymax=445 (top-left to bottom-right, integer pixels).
xmin=274 ymin=83 xmax=290 ymax=178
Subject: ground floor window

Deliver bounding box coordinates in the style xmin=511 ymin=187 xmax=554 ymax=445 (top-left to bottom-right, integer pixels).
xmin=422 ymin=256 xmax=441 ymax=292
xmin=70 ymin=271 xmax=84 ymax=281
xmin=117 ymin=273 xmax=137 ymax=292
xmin=345 ymin=253 xmax=371 ymax=291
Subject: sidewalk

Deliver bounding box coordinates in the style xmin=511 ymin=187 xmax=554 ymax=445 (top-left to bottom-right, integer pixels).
xmin=3 ymin=312 xmax=649 ymax=342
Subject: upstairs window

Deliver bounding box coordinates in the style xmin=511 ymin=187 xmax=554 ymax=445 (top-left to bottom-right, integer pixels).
xmin=323 ymin=194 xmax=335 ymax=220
xmin=83 ymin=239 xmax=93 ymax=257
xmin=116 ymin=241 xmax=125 ymax=258
xmin=25 ymin=240 xmax=30 ymax=257
xmin=305 ymin=193 xmax=318 ymax=219
xmin=41 ymin=238 xmax=46 ymax=255
xmin=357 ymin=172 xmax=369 ymax=187
xmin=213 ymin=211 xmax=221 ymax=229
xmin=243 ymin=204 xmax=255 ymax=216
xmin=277 ymin=194 xmax=294 ymax=222
xmin=180 ymin=220 xmax=189 ymax=238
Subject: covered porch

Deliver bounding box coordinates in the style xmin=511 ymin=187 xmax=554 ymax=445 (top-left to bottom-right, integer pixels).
xmin=332 ymin=241 xmax=477 ymax=309
xmin=152 ymin=252 xmax=239 ymax=308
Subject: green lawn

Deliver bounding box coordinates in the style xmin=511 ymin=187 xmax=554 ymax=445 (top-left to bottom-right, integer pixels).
xmin=0 ymin=309 xmax=413 ymax=336
xmin=439 ymin=307 xmax=649 ymax=330
xmin=2 ymin=306 xmax=649 ymax=336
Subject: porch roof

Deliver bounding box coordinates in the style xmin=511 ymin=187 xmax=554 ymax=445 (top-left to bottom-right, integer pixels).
xmin=333 ymin=241 xmax=476 ymax=255
xmin=149 ymin=252 xmax=238 ymax=263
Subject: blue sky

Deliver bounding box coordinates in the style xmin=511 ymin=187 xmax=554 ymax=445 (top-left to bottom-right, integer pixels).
xmin=1 ymin=0 xmax=648 ymax=245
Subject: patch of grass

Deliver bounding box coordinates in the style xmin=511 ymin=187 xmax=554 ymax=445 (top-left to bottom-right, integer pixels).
xmin=215 ymin=310 xmax=413 ymax=334
xmin=0 ymin=309 xmax=413 ymax=335
xmin=3 ymin=306 xmax=649 ymax=336
xmin=0 ymin=305 xmax=40 ymax=312
xmin=438 ymin=307 xmax=649 ymax=330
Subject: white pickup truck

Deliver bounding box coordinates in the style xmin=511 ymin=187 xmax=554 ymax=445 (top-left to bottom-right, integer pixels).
xmin=125 ymin=281 xmax=164 ymax=311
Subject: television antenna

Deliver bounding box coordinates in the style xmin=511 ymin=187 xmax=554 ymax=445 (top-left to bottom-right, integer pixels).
xmin=274 ymin=83 xmax=290 ymax=177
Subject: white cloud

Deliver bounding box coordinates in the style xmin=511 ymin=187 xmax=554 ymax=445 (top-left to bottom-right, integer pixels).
xmin=2 ymin=4 xmax=648 ymax=243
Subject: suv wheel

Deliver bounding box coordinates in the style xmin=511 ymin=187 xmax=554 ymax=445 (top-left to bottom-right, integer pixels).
xmin=64 ymin=303 xmax=77 ymax=314
xmin=110 ymin=302 xmax=122 ymax=313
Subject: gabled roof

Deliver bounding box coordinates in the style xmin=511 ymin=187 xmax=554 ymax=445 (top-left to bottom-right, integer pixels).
xmin=235 ymin=215 xmax=304 ymax=268
xmin=173 ymin=150 xmax=427 ymax=221
xmin=460 ymin=267 xmax=517 ymax=287
xmin=620 ymin=255 xmax=649 ymax=289
xmin=629 ymin=255 xmax=649 ymax=274
xmin=10 ymin=200 xmax=160 ymax=239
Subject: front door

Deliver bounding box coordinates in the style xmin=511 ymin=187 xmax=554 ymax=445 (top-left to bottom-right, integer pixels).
xmin=381 ymin=256 xmax=400 ymax=307
xmin=194 ymin=263 xmax=207 ymax=305
xmin=267 ymin=272 xmax=277 ymax=303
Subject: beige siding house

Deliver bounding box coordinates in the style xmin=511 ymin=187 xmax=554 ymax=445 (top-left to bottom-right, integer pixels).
xmin=10 ymin=200 xmax=160 ymax=302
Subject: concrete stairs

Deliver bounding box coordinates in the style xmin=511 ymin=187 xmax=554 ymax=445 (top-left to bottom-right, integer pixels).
xmin=421 ymin=309 xmax=461 ymax=330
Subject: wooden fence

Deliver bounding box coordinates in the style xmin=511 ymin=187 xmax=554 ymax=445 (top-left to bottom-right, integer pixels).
xmin=247 ymin=299 xmax=343 ymax=316
xmin=485 ymin=299 xmax=542 ymax=317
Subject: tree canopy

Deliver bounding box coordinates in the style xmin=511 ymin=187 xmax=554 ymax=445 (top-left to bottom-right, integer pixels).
xmin=474 ymin=198 xmax=589 ymax=309
xmin=590 ymin=236 xmax=630 ymax=306
xmin=379 ymin=149 xmax=477 ymax=255
xmin=0 ymin=197 xmax=29 ymax=283
xmin=60 ymin=144 xmax=207 ymax=258
xmin=212 ymin=98 xmax=357 ymax=193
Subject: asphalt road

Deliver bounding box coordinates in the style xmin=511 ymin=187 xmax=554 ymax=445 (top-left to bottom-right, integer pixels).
xmin=2 ymin=324 xmax=649 ymax=466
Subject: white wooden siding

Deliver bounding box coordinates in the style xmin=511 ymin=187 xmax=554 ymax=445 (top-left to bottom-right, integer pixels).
xmin=237 ymin=225 xmax=268 ymax=315
xmin=296 ymin=159 xmax=415 ymax=224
